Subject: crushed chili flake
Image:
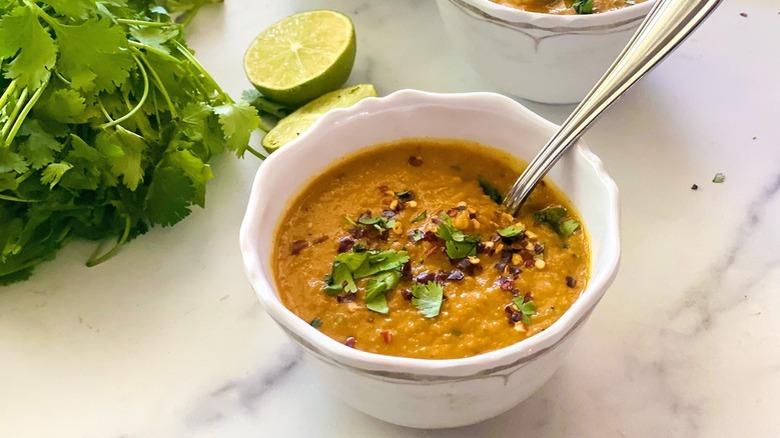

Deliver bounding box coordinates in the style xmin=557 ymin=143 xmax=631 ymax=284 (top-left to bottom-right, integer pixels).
xmin=291 ymin=240 xmax=309 ymax=255
xmin=400 ymin=289 xmax=413 ymax=300
xmin=345 ymin=337 xmax=357 ymax=348
xmin=447 ymin=270 xmax=465 ymax=281
xmin=337 ymin=236 xmax=355 ymax=253
xmin=377 ymin=185 xmax=389 ymax=194
xmin=415 ymin=271 xmax=435 ymax=284
xmin=312 ymin=235 xmax=329 ymax=244
xmin=337 ymin=292 xmax=357 ymax=303
xmin=497 ymin=276 xmax=515 ymax=291
xmin=565 ymin=276 xmax=576 ymax=288
xmin=739 ymin=12 xmax=747 ymax=17
xmin=381 ymin=331 xmax=394 ymax=344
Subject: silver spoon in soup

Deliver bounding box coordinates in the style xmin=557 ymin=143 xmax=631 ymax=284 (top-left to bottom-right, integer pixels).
xmin=502 ymin=0 xmax=723 ymax=215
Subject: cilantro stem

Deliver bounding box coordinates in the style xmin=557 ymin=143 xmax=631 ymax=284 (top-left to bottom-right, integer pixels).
xmin=173 ymin=40 xmax=231 ymax=102
xmin=100 ymin=54 xmax=149 ymax=129
xmin=133 ymin=48 xmax=177 ymax=118
xmin=86 ymin=214 xmax=131 ymax=267
xmin=117 ymin=18 xmax=174 ymax=27
xmin=22 ymin=0 xmax=60 ymax=28
xmin=244 ymin=145 xmax=265 ymax=159
xmin=178 ymin=6 xmax=203 ymax=28
xmin=0 ymin=87 xmax=29 ymax=143
xmin=3 ymin=74 xmax=48 ymax=147
xmin=0 ymin=79 xmax=18 ymax=110
xmin=97 ymin=96 xmax=115 ymax=123
xmin=0 ymin=194 xmax=39 ymax=203
xmin=127 ymin=41 xmax=183 ymax=65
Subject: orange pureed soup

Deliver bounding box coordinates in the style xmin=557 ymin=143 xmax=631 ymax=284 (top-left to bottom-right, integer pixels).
xmin=272 ymin=139 xmax=589 ymax=359
xmin=491 ymin=0 xmax=645 ymax=15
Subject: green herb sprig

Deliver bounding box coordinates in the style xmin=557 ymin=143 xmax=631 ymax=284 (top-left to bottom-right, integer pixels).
xmin=436 ymin=214 xmax=478 ymax=259
xmin=0 ymin=1 xmax=261 ymax=283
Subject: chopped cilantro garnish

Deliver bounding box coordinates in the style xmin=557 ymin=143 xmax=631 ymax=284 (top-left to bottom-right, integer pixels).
xmin=357 ymin=213 xmax=395 ymax=232
xmin=478 ymin=175 xmax=504 ymax=204
xmin=573 ymin=0 xmax=594 ymax=14
xmin=411 ymin=281 xmax=444 ymax=318
xmin=353 ymin=250 xmax=409 ymax=278
xmin=310 ymin=318 xmax=323 ymax=328
xmin=511 ymin=297 xmax=537 ymax=325
xmin=353 ymin=242 xmax=367 ymax=253
xmin=557 ymin=219 xmax=580 ymax=237
xmin=323 ymin=262 xmax=357 ymax=296
xmin=534 ymin=206 xmax=580 ymax=237
xmin=411 ymin=210 xmax=428 ymax=223
xmin=322 ymin=248 xmax=408 ymax=314
xmin=344 ymin=216 xmax=358 ymax=227
xmin=364 ymin=269 xmax=401 ymax=314
xmin=436 ymin=214 xmax=479 ymax=259
xmin=712 ymin=172 xmax=726 ymax=183
xmin=498 ymin=224 xmax=524 ymax=238
xmin=411 ymin=229 xmax=426 ymax=242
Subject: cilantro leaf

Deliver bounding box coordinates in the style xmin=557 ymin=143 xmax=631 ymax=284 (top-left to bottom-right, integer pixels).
xmin=435 ymin=215 xmax=478 ymax=259
xmin=0 ymin=7 xmax=57 ymax=89
xmin=323 ymin=261 xmax=357 ymax=296
xmin=17 ymin=120 xmax=63 ymax=170
xmin=53 ymin=18 xmax=134 ymax=92
xmin=411 ymin=210 xmax=427 ymax=223
xmin=97 ymin=128 xmax=146 ymax=191
xmin=34 ymin=88 xmax=90 ymax=124
xmin=365 ymin=269 xmax=401 ymax=314
xmin=213 ymin=101 xmax=261 ymax=157
xmin=412 ymin=281 xmax=444 ymax=318
xmin=145 ymin=165 xmax=195 ymax=227
xmin=334 ymin=250 xmax=369 ymax=272
xmin=45 ymin=0 xmax=97 ymax=20
xmin=534 ymin=206 xmax=580 ymax=237
xmin=478 ymin=175 xmax=504 ymax=204
xmin=352 ymin=250 xmax=409 ymax=279
xmin=573 ymin=0 xmax=594 ymax=14
xmin=498 ymin=224 xmax=524 ymax=238
xmin=40 ymin=162 xmax=73 ymax=189
xmin=511 ymin=297 xmax=537 ymax=325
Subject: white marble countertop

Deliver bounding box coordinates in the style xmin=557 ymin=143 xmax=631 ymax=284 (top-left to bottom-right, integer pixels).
xmin=2 ymin=0 xmax=779 ymax=436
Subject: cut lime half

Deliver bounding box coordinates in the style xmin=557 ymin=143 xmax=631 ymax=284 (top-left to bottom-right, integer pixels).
xmin=244 ymin=10 xmax=357 ymax=106
xmin=262 ymin=84 xmax=377 ymax=152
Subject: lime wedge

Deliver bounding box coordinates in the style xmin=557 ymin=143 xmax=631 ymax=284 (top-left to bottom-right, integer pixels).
xmin=244 ymin=10 xmax=357 ymax=106
xmin=262 ymin=84 xmax=377 ymax=152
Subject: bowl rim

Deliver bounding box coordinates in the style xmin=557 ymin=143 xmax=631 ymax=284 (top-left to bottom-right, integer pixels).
xmin=449 ymin=0 xmax=657 ymax=24
xmin=239 ymin=89 xmax=620 ymax=376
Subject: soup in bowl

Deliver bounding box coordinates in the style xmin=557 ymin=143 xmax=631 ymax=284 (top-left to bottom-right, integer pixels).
xmin=239 ymin=90 xmax=620 ymax=428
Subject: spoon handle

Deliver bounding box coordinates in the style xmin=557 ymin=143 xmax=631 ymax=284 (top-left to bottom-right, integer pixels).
xmin=502 ymin=0 xmax=722 ymax=215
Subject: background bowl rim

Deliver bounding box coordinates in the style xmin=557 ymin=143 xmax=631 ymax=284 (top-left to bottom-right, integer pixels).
xmin=447 ymin=0 xmax=657 ymax=24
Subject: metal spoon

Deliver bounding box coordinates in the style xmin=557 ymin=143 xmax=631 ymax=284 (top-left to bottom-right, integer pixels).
xmin=502 ymin=0 xmax=723 ymax=215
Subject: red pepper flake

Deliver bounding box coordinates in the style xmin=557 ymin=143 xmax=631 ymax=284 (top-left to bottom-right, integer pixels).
xmin=381 ymin=331 xmax=393 ymax=344
xmin=377 ymin=185 xmax=389 ymax=193
xmin=337 ymin=292 xmax=357 ymax=303
xmin=312 ymin=235 xmax=328 ymax=244
xmin=565 ymin=276 xmax=576 ymax=288
xmin=345 ymin=337 xmax=357 ymax=348
xmin=291 ymin=240 xmax=309 ymax=255
xmin=408 ymin=156 xmax=423 ymax=167
xmin=400 ymin=289 xmax=413 ymax=300
xmin=337 ymin=236 xmax=355 ymax=253
xmin=739 ymin=12 xmax=747 ymax=17
xmin=497 ymin=276 xmax=515 ymax=291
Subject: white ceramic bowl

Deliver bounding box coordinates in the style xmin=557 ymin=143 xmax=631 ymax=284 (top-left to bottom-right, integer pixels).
xmin=435 ymin=0 xmax=656 ymax=104
xmin=239 ymin=90 xmax=620 ymax=428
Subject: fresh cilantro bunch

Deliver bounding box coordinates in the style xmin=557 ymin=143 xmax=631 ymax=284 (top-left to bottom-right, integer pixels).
xmin=0 ymin=0 xmax=262 ymax=284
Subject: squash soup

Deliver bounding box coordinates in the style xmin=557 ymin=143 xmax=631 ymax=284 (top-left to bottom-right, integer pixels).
xmin=491 ymin=0 xmax=646 ymax=15
xmin=272 ymin=139 xmax=589 ymax=359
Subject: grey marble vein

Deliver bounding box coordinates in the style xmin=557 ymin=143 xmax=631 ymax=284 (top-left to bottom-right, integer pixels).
xmin=185 ymin=347 xmax=301 ymax=428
